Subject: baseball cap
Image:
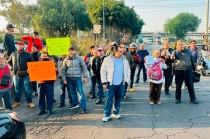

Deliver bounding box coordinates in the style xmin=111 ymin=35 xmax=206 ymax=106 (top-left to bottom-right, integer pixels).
xmin=68 ymin=46 xmax=76 ymax=51
xmin=17 ymin=41 xmax=24 ymax=45
xmin=98 ymin=47 xmax=104 ymax=51
xmin=6 ymin=24 xmax=16 ymax=30
xmin=111 ymin=41 xmax=117 ymax=46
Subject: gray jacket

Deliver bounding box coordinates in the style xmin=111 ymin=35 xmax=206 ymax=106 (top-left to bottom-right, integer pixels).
xmin=100 ymin=54 xmax=131 ymax=85
xmin=172 ymin=49 xmax=196 ymax=71
xmin=61 ymin=54 xmax=88 ymax=80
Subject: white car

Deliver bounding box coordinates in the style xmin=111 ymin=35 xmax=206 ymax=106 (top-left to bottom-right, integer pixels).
xmin=0 ymin=41 xmax=25 ymax=53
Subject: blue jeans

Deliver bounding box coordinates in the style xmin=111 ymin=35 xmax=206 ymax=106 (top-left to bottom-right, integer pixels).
xmin=38 ymin=82 xmax=54 ymax=112
xmin=67 ymin=78 xmax=86 ymax=109
xmin=59 ymin=79 xmax=72 ymax=105
xmin=91 ymin=75 xmax=103 ymax=100
xmin=104 ymin=83 xmax=124 ymax=117
xmin=136 ymin=64 xmax=147 ymax=82
xmin=0 ymin=88 xmax=12 ymax=110
xmin=13 ymin=75 xmax=32 ymax=103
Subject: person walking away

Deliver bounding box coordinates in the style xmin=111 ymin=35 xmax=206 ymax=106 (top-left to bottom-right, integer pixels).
xmin=129 ymin=43 xmax=140 ymax=92
xmin=3 ymin=24 xmax=16 ymax=59
xmin=201 ymin=45 xmax=210 ymax=73
xmin=101 ymin=45 xmax=130 ymax=122
xmin=136 ymin=44 xmax=149 ymax=83
xmin=160 ymin=41 xmax=174 ymax=95
xmin=37 ymin=52 xmax=57 ymax=115
xmin=119 ymin=42 xmax=135 ymax=99
xmin=146 ymin=50 xmax=167 ymax=105
xmin=8 ymin=41 xmax=35 ymax=108
xmin=171 ymin=40 xmax=198 ymax=104
xmin=30 ymin=46 xmax=41 ymax=96
xmin=0 ymin=54 xmax=12 ymax=110
xmin=61 ymin=47 xmax=88 ymax=114
xmin=21 ymin=31 xmax=43 ymax=52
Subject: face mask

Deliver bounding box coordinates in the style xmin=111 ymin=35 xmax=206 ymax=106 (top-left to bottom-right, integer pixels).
xmin=42 ymin=58 xmax=49 ymax=61
xmin=130 ymin=51 xmax=135 ymax=55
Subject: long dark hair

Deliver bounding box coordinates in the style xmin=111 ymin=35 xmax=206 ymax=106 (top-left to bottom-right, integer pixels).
xmin=202 ymin=45 xmax=208 ymax=51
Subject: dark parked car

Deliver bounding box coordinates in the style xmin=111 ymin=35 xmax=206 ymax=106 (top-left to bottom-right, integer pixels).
xmin=0 ymin=108 xmax=26 ymax=139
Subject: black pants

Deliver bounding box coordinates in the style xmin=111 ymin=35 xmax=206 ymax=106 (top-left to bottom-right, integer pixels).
xmin=164 ymin=67 xmax=172 ymax=93
xmin=150 ymin=82 xmax=162 ymax=102
xmin=136 ymin=64 xmax=147 ymax=82
xmin=130 ymin=67 xmax=136 ymax=88
xmin=31 ymin=81 xmax=37 ymax=92
xmin=175 ymin=69 xmax=196 ymax=101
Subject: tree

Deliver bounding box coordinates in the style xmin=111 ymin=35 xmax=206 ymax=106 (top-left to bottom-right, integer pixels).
xmin=85 ymin=0 xmax=144 ymax=42
xmin=164 ymin=12 xmax=201 ymax=39
xmin=30 ymin=0 xmax=92 ymax=37
xmin=0 ymin=0 xmax=37 ymax=34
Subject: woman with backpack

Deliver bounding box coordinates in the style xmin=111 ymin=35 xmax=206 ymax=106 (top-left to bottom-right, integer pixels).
xmin=0 ymin=53 xmax=12 ymax=110
xmin=145 ymin=50 xmax=167 ymax=105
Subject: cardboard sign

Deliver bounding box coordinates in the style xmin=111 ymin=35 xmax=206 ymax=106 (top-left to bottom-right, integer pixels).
xmin=27 ymin=61 xmax=56 ymax=81
xmin=145 ymin=55 xmax=154 ymax=65
xmin=46 ymin=38 xmax=70 ymax=56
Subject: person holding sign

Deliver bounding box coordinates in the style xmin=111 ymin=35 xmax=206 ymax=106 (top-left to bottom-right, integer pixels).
xmin=8 ymin=41 xmax=35 ymax=108
xmin=61 ymin=47 xmax=88 ymax=114
xmin=37 ymin=52 xmax=57 ymax=115
xmin=145 ymin=50 xmax=167 ymax=105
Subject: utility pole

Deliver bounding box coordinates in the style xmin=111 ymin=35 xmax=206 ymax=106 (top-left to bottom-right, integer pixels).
xmin=103 ymin=0 xmax=105 ymax=46
xmin=205 ymin=0 xmax=209 ymax=48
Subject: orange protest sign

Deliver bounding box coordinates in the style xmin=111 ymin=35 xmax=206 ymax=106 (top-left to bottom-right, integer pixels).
xmin=27 ymin=61 xmax=56 ymax=81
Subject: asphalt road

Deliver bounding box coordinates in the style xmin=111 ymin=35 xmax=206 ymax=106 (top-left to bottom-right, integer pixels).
xmin=9 ymin=44 xmax=210 ymax=139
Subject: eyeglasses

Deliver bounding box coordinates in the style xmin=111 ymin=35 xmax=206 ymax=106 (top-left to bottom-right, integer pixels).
xmin=120 ymin=47 xmax=126 ymax=48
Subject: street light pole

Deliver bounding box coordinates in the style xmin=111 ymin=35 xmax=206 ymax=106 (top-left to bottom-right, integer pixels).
xmin=103 ymin=0 xmax=105 ymax=45
xmin=206 ymin=0 xmax=209 ymax=48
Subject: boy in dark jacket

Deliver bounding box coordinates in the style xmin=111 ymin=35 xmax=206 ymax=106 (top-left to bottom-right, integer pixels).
xmin=31 ymin=46 xmax=40 ymax=96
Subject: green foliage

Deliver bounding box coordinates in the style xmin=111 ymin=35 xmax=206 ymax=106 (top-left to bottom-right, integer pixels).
xmin=86 ymin=0 xmax=144 ymax=41
xmin=0 ymin=0 xmax=37 ymax=34
xmin=164 ymin=12 xmax=201 ymax=39
xmin=30 ymin=0 xmax=92 ymax=37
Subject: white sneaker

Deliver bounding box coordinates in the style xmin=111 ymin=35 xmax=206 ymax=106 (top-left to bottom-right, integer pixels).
xmin=112 ymin=114 xmax=121 ymax=119
xmin=102 ymin=117 xmax=111 ymax=122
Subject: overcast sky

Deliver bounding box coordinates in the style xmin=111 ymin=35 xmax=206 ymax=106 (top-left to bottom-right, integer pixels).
xmin=124 ymin=0 xmax=208 ymax=33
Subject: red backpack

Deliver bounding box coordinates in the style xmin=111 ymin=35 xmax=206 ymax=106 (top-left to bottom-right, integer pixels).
xmin=148 ymin=60 xmax=162 ymax=81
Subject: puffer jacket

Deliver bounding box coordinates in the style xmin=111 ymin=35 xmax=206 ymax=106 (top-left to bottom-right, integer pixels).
xmin=61 ymin=54 xmax=88 ymax=80
xmin=8 ymin=51 xmax=33 ymax=74
xmin=100 ymin=54 xmax=131 ymax=85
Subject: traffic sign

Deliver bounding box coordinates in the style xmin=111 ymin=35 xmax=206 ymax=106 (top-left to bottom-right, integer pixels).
xmin=93 ymin=25 xmax=101 ymax=34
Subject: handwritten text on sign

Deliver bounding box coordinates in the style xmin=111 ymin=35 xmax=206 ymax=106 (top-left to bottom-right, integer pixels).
xmin=46 ymin=38 xmax=70 ymax=55
xmin=27 ymin=61 xmax=56 ymax=81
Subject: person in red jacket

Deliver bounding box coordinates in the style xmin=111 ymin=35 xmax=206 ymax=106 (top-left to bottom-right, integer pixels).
xmin=21 ymin=31 xmax=43 ymax=52
xmin=0 ymin=54 xmax=12 ymax=110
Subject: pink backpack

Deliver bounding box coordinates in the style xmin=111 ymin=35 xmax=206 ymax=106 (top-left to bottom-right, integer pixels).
xmin=148 ymin=61 xmax=162 ymax=81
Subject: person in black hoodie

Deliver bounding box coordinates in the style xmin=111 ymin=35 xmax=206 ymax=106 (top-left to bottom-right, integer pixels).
xmin=90 ymin=49 xmax=104 ymax=104
xmin=129 ymin=43 xmax=141 ymax=92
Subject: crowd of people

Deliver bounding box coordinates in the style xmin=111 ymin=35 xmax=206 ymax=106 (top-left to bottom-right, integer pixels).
xmin=0 ymin=23 xmax=209 ymax=122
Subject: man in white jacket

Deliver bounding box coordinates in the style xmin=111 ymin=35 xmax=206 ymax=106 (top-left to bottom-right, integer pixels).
xmin=101 ymin=45 xmax=130 ymax=122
